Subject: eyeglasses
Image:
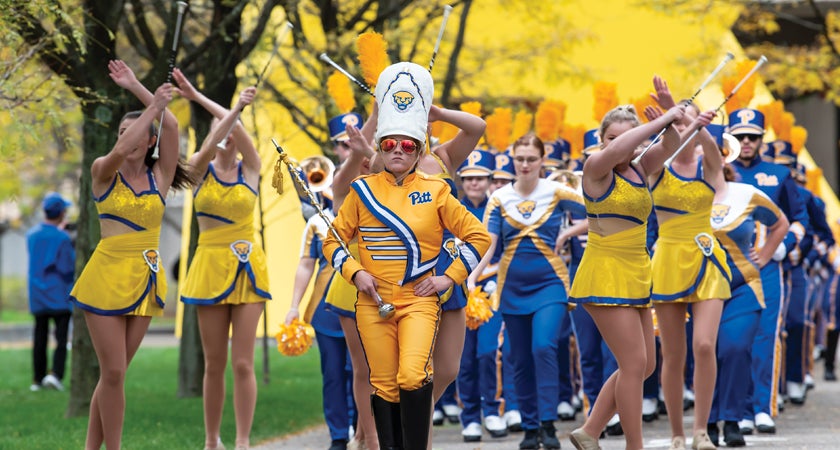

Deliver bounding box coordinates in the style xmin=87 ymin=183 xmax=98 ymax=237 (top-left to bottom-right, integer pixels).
xmin=379 ymin=138 xmax=420 ymax=154
xmin=333 ymin=140 xmax=350 ymax=148
xmin=513 ymin=156 xmax=541 ymax=164
xmin=733 ymin=134 xmax=761 ymax=143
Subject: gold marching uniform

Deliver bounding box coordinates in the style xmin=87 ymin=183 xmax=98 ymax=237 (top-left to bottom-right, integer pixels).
xmin=181 ymin=163 xmax=271 ymax=305
xmin=569 ymin=169 xmax=654 ymax=307
xmin=323 ymin=170 xmax=490 ymax=402
xmin=70 ymin=170 xmax=167 ymax=316
xmin=324 ymin=241 xmax=361 ymax=317
xmin=651 ymin=166 xmax=731 ymax=302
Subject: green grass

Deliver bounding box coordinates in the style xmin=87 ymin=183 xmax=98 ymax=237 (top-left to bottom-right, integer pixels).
xmin=0 ymin=275 xmax=28 ymax=323
xmin=0 ymin=345 xmax=324 ymax=449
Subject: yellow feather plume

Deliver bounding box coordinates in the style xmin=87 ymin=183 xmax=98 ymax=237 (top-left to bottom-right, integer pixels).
xmin=356 ymin=32 xmax=390 ymax=88
xmin=561 ymin=124 xmax=586 ymax=160
xmin=593 ymin=81 xmax=618 ymax=122
xmin=775 ymin=112 xmax=794 ymax=142
xmin=757 ymin=101 xmax=783 ymax=137
xmin=512 ymin=110 xmax=533 ymax=144
xmin=544 ymin=100 xmax=567 ymax=136
xmin=461 ymin=101 xmax=483 ymax=117
xmin=327 ymin=72 xmax=356 ymax=114
xmin=722 ymin=61 xmax=759 ymax=114
xmin=535 ymin=101 xmax=560 ymax=142
xmin=431 ymin=103 xmax=460 ymax=144
xmin=485 ymin=107 xmax=513 ymax=152
xmin=791 ymin=126 xmax=808 ymax=155
xmin=806 ymin=168 xmax=822 ymax=196
xmin=630 ymin=94 xmax=658 ymax=123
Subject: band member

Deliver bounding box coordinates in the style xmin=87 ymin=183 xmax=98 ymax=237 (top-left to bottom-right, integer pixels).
xmin=567 ymin=101 xmax=691 ymax=450
xmin=647 ymin=78 xmax=729 ymax=450
xmin=70 ymin=60 xmax=191 ymax=450
xmin=471 ymin=134 xmax=586 ymax=449
xmin=323 ymin=61 xmax=490 ymax=450
xmin=174 ymin=71 xmax=271 ymax=450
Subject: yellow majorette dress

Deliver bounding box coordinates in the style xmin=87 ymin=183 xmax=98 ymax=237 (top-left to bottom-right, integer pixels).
xmin=181 ymin=162 xmax=271 ymax=305
xmin=569 ymin=167 xmax=653 ymax=307
xmin=650 ymin=164 xmax=731 ymax=302
xmin=70 ymin=170 xmax=168 ymax=316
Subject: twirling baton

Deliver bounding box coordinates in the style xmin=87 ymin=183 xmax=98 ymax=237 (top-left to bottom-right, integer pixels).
xmin=632 ymin=52 xmax=734 ymax=166
xmin=271 ymin=138 xmax=396 ymax=319
xmin=153 ymin=1 xmax=188 ymax=160
xmin=216 ymin=21 xmax=294 ymax=150
xmin=319 ymin=53 xmax=375 ymax=97
xmin=664 ymin=55 xmax=768 ymax=167
xmin=429 ymin=5 xmax=453 ymax=72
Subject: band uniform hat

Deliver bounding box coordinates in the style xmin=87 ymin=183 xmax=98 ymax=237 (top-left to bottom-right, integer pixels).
xmin=759 ymin=142 xmax=775 ymax=162
xmin=544 ymin=138 xmax=571 ymax=169
xmin=582 ymin=128 xmax=601 ymax=156
xmin=328 ymin=113 xmax=363 ymax=142
xmin=493 ymin=152 xmax=516 ymax=181
xmin=727 ymin=108 xmax=765 ymax=136
xmin=772 ymin=140 xmax=796 ymax=167
xmin=457 ymin=149 xmax=495 ymax=178
xmin=374 ymin=62 xmax=434 ymax=146
xmin=42 ymin=192 xmax=71 ymax=216
xmin=706 ymin=124 xmax=725 ymax=149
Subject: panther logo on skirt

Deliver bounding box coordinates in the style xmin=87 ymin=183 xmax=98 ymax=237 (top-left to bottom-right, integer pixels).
xmin=230 ymin=240 xmax=252 ymax=263
xmin=143 ymin=249 xmax=160 ymax=273
xmin=694 ymin=233 xmax=714 ymax=257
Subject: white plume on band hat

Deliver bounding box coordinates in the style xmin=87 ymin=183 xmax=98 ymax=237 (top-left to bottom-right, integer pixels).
xmin=374 ymin=62 xmax=434 ymax=146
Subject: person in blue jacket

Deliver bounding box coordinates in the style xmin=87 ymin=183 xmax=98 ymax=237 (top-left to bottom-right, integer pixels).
xmin=26 ymin=192 xmax=76 ymax=392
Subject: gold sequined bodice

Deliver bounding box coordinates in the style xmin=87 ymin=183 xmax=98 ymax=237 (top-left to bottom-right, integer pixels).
xmin=95 ymin=170 xmax=165 ymax=231
xmin=194 ymin=162 xmax=257 ymax=225
xmin=584 ymin=169 xmax=652 ymax=227
xmin=652 ymin=165 xmax=715 ymax=237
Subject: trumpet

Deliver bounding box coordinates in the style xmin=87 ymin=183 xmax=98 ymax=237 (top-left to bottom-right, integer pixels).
xmin=299 ymin=155 xmax=335 ymax=193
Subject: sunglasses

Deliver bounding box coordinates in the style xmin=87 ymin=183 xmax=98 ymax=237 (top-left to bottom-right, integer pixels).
xmin=379 ymin=138 xmax=420 ymax=154
xmin=733 ymin=134 xmax=762 ymax=143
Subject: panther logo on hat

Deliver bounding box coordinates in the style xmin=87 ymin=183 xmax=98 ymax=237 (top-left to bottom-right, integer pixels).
xmin=392 ymin=91 xmax=415 ymax=112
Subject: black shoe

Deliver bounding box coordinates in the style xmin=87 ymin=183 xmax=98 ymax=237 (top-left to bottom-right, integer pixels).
xmin=706 ymin=422 xmax=719 ymax=446
xmin=539 ymin=421 xmax=561 ymax=449
xmin=370 ymin=395 xmax=403 ymax=450
xmin=605 ymin=421 xmax=623 ymax=436
xmin=723 ymin=421 xmax=745 ymax=447
xmin=328 ymin=439 xmax=348 ymax=450
xmin=519 ymin=429 xmax=540 ymax=450
xmin=399 ymin=383 xmax=433 ymax=450
xmin=826 ymin=370 xmax=838 ymax=381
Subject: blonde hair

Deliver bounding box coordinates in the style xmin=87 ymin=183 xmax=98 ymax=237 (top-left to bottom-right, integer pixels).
xmin=598 ymin=105 xmax=640 ymax=142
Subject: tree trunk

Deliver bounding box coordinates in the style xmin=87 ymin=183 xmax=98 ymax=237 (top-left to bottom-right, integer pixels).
xmin=177 ymin=214 xmax=204 ymax=398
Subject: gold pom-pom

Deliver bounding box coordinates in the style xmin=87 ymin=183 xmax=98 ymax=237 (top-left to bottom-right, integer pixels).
xmin=356 ymin=32 xmax=390 ymax=89
xmin=275 ymin=319 xmax=314 ymax=356
xmin=485 ymin=107 xmax=513 ymax=152
xmin=465 ymin=286 xmax=493 ymax=330
xmin=593 ymin=81 xmax=618 ymax=122
xmin=327 ymin=72 xmax=356 ymax=114
xmin=512 ymin=110 xmax=533 ymax=144
xmin=722 ymin=61 xmax=759 ymax=113
xmin=791 ymin=126 xmax=808 ymax=155
xmin=561 ymin=124 xmax=587 ymax=160
xmin=535 ymin=100 xmax=560 ymax=142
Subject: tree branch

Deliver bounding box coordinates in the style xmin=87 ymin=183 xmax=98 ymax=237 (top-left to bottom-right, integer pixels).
xmin=240 ymin=0 xmax=284 ymax=60
xmin=440 ymin=0 xmax=471 ymax=107
xmin=128 ymin=0 xmax=161 ymax=61
xmin=807 ymin=0 xmax=840 ymax=61
xmin=179 ymin=0 xmax=250 ymax=71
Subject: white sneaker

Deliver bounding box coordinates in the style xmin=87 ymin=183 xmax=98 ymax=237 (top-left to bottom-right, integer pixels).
xmin=432 ymin=409 xmax=445 ymax=426
xmin=557 ymin=401 xmax=576 ymax=420
xmin=30 ymin=384 xmax=41 ymax=392
xmin=607 ymin=413 xmax=620 ymax=427
xmin=738 ymin=419 xmax=754 ymax=434
xmin=41 ymin=374 xmax=64 ymax=391
xmin=642 ymin=397 xmax=658 ymax=419
xmin=461 ymin=422 xmax=482 ymax=442
xmin=754 ymin=412 xmax=776 ymax=433
xmin=786 ymin=381 xmax=806 ymax=404
xmin=572 ymin=391 xmax=583 ymax=411
xmin=442 ymin=403 xmax=462 ymax=421
xmin=503 ymin=410 xmax=522 ymax=431
xmin=484 ymin=415 xmax=508 ymax=438
xmin=804 ymin=373 xmax=815 ymax=390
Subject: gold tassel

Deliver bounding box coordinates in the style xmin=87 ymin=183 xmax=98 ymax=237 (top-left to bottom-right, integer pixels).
xmin=275 ymin=318 xmax=314 ymax=356
xmin=327 ymin=72 xmax=356 ymax=114
xmin=356 ymin=32 xmax=390 ymax=89
xmin=593 ymin=81 xmax=618 ymax=123
xmin=272 ymin=157 xmax=285 ymax=196
xmin=465 ymin=286 xmax=493 ymax=330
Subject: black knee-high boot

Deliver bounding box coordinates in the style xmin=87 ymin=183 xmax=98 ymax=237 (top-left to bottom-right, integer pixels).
xmin=825 ymin=329 xmax=839 ymax=380
xmin=399 ymin=382 xmax=434 ymax=450
xmin=371 ymin=395 xmax=403 ymax=449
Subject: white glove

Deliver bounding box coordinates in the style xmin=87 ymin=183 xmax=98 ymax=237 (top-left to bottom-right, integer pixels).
xmin=772 ymin=242 xmax=786 ymax=262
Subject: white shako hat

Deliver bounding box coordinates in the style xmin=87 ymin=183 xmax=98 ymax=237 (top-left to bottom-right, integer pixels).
xmin=374 ymin=62 xmax=434 ymax=146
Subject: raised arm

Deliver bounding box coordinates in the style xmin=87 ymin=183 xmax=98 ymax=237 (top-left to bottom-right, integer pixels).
xmin=430 ymin=105 xmax=488 ymax=174
xmin=332 ymin=124 xmax=375 ymax=211
xmin=187 ymin=87 xmax=256 ymax=179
